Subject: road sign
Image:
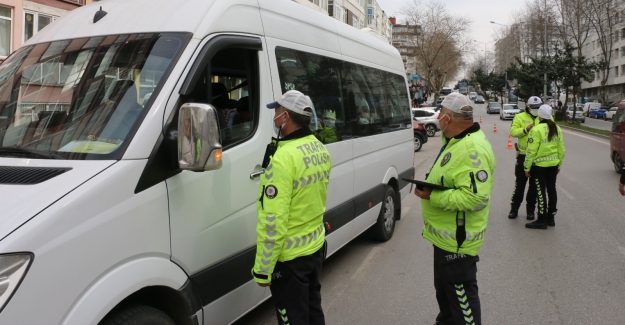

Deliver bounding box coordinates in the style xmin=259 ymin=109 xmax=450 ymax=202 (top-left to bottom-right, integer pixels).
xmin=459 ymin=82 xmax=467 ymax=87
xmin=411 ymin=74 xmax=420 ymax=81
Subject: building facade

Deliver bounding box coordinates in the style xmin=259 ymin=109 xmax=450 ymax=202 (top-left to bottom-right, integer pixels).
xmin=391 ymin=18 xmax=420 ymax=75
xmin=580 ymin=27 xmax=625 ymax=104
xmin=366 ymin=0 xmax=391 ymax=42
xmin=0 ymin=0 xmax=95 ymax=59
xmin=293 ymin=0 xmax=366 ymax=30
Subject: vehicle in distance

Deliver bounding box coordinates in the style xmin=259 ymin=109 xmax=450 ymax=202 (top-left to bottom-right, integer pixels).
xmin=486 ymin=101 xmax=502 ymax=114
xmin=413 ymin=121 xmax=429 ymax=152
xmin=412 ymin=108 xmax=440 ymax=137
xmin=595 ymin=106 xmax=609 ymax=119
xmin=605 ymin=107 xmax=618 ymax=120
xmin=589 ymin=106 xmax=607 ymax=119
xmin=474 ymin=96 xmax=484 ymax=104
xmin=582 ymin=102 xmax=601 ymax=117
xmin=469 ymin=92 xmax=477 ymax=101
xmin=566 ymin=105 xmax=585 ymax=123
xmin=500 ymin=104 xmax=520 ymax=120
xmin=610 ymin=100 xmax=625 ymax=173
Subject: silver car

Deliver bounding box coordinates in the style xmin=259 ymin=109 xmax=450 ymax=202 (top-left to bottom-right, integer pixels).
xmin=499 ymin=104 xmax=520 ymax=120
xmin=412 ymin=108 xmax=440 ymax=137
xmin=566 ymin=105 xmax=585 ymax=123
xmin=486 ymin=102 xmax=501 ymax=114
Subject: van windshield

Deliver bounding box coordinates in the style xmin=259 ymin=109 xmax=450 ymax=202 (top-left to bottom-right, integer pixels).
xmin=0 ymin=33 xmax=189 ymax=160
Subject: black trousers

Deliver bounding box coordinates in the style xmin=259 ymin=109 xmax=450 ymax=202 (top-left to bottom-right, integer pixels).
xmin=433 ymin=245 xmax=481 ymax=325
xmin=510 ymin=154 xmax=537 ymax=214
xmin=270 ymin=246 xmax=325 ymax=325
xmin=530 ymin=165 xmax=559 ymax=216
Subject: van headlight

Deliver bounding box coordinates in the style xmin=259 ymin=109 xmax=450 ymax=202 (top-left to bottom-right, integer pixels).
xmin=0 ymin=254 xmax=32 ymax=312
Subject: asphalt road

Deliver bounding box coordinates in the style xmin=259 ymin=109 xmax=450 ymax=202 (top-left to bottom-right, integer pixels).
xmin=584 ymin=115 xmax=614 ymax=131
xmin=234 ymin=104 xmax=625 ymax=325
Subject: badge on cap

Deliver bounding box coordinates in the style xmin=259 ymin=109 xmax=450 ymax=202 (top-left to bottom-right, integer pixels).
xmin=440 ymin=152 xmax=452 ymax=167
xmin=476 ymin=170 xmax=489 ymax=183
xmin=265 ymin=185 xmax=278 ymax=199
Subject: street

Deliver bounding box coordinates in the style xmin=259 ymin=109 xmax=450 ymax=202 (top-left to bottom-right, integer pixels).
xmin=584 ymin=115 xmax=613 ymax=131
xmin=235 ymin=103 xmax=625 ymax=325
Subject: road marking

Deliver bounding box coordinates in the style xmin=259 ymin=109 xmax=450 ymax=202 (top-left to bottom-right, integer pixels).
xmin=350 ymin=246 xmax=380 ymax=280
xmin=560 ymin=128 xmax=609 ymax=145
xmin=557 ymin=185 xmax=575 ymax=200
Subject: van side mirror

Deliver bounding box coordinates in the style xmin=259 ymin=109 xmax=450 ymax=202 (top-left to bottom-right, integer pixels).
xmin=178 ymin=103 xmax=223 ymax=171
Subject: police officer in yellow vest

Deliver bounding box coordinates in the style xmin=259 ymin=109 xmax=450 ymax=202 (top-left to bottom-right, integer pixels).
xmin=252 ymin=90 xmax=332 ymax=325
xmin=507 ymin=96 xmax=543 ymax=220
xmin=524 ymin=105 xmax=565 ymax=229
xmin=414 ymin=93 xmax=496 ymax=325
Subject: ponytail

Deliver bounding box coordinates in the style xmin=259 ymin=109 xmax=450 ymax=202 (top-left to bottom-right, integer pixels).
xmin=545 ymin=119 xmax=558 ymax=141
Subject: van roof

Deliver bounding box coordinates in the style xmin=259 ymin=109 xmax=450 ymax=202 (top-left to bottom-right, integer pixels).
xmin=25 ymin=0 xmax=403 ymax=74
xmin=26 ymin=0 xmax=216 ymax=45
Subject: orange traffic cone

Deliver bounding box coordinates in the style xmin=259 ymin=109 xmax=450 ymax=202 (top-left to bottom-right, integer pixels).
xmin=479 ymin=116 xmax=483 ymax=124
xmin=507 ymin=135 xmax=514 ymax=149
xmin=493 ymin=124 xmax=498 ymax=133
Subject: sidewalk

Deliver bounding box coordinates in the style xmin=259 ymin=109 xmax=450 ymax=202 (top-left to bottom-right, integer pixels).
xmin=557 ymin=121 xmax=610 ymax=139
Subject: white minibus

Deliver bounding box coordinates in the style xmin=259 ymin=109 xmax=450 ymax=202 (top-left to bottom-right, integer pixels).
xmin=0 ymin=1 xmax=414 ymax=324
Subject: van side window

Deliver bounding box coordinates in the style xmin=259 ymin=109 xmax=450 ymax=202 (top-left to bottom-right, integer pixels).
xmin=183 ymin=48 xmax=259 ymax=149
xmin=274 ymin=47 xmax=411 ymax=143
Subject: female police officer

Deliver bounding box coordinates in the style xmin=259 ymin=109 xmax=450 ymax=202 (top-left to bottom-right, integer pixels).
xmin=524 ymin=105 xmax=565 ymax=229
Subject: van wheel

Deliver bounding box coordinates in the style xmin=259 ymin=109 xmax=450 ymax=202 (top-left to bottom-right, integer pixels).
xmin=100 ymin=305 xmax=175 ymax=325
xmin=614 ymin=153 xmax=624 ymax=174
xmin=370 ymin=186 xmax=397 ymax=242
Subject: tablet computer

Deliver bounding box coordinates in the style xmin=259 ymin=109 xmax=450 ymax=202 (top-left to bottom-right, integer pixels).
xmin=402 ymin=178 xmax=451 ymax=191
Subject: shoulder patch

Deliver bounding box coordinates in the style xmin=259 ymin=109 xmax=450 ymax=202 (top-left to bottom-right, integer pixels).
xmin=476 ymin=170 xmax=489 ymax=183
xmin=440 ymin=152 xmax=452 ymax=167
xmin=265 ymin=185 xmax=278 ymax=199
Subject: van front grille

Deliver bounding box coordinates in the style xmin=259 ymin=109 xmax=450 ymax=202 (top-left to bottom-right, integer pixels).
xmin=0 ymin=166 xmax=71 ymax=185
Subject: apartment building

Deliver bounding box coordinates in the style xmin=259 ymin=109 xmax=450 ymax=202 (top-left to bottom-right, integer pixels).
xmin=390 ymin=18 xmax=420 ymax=75
xmin=580 ymin=28 xmax=625 ymax=104
xmin=366 ymin=0 xmax=391 ymax=42
xmin=0 ymin=0 xmax=97 ymax=59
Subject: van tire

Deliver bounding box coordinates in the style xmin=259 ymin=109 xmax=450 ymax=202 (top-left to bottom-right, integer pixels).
xmin=100 ymin=305 xmax=176 ymax=325
xmin=370 ymin=186 xmax=397 ymax=242
xmin=614 ymin=153 xmax=623 ymax=174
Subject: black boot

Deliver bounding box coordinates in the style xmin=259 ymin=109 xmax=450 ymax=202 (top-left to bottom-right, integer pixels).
xmin=525 ymin=214 xmax=547 ymax=229
xmin=508 ymin=205 xmax=519 ymax=219
xmin=546 ymin=210 xmax=556 ymax=227
xmin=526 ymin=213 xmax=535 ymax=220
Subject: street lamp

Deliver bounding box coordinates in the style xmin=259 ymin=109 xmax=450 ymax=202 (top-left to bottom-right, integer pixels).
xmin=473 ymin=39 xmax=497 ymax=66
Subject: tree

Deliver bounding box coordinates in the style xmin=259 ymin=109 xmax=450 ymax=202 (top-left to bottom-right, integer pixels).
xmin=402 ymin=0 xmax=471 ymax=103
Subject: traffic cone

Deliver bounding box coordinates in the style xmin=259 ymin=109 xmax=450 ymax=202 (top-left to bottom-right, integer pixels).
xmin=507 ymin=135 xmax=514 ymax=149
xmin=493 ymin=124 xmax=498 ymax=133
xmin=479 ymin=116 xmax=483 ymax=124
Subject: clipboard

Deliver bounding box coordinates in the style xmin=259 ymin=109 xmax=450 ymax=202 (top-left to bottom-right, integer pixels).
xmin=402 ymin=178 xmax=451 ymax=191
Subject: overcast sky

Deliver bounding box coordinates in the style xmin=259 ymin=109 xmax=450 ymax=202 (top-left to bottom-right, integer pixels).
xmin=376 ymin=0 xmax=528 ymax=82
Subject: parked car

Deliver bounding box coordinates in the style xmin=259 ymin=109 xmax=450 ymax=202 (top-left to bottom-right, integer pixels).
xmin=500 ymin=104 xmax=520 ymax=120
xmin=566 ymin=105 xmax=585 ymax=123
xmin=486 ymin=101 xmax=502 ymax=114
xmin=474 ymin=96 xmax=485 ymax=104
xmin=610 ymin=101 xmax=625 ymax=173
xmin=582 ymin=102 xmax=601 ymax=117
xmin=412 ymin=108 xmax=440 ymax=137
xmin=604 ymin=107 xmax=618 ymax=120
xmin=413 ymin=121 xmax=429 ymax=152
xmin=469 ymin=92 xmax=477 ymax=101
xmin=592 ymin=106 xmax=609 ymax=119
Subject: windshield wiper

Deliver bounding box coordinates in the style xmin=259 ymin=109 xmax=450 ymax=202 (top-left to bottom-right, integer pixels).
xmin=0 ymin=147 xmax=65 ymax=160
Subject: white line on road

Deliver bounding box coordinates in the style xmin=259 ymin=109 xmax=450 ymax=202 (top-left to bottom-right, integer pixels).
xmin=557 ymin=185 xmax=575 ymax=200
xmin=350 ymin=246 xmax=380 ymax=281
xmin=560 ymin=128 xmax=609 ymax=145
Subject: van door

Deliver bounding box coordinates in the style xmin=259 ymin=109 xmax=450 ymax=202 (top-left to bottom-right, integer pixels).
xmin=166 ymin=35 xmax=273 ymax=325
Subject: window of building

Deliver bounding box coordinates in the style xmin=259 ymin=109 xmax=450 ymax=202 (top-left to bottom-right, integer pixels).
xmin=274 ymin=47 xmax=411 ymax=143
xmin=24 ymin=11 xmax=57 ymax=42
xmin=615 ymin=66 xmax=619 ymax=77
xmin=621 ymin=64 xmax=625 ymax=74
xmin=0 ymin=6 xmax=11 ymax=57
xmin=616 ymin=48 xmax=619 ymax=57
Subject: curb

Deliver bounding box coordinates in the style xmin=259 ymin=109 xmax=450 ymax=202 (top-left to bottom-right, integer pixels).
xmin=558 ymin=124 xmax=610 ymax=139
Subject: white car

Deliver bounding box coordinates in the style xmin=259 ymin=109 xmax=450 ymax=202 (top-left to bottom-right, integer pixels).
xmin=412 ymin=108 xmax=440 ymax=137
xmin=604 ymin=107 xmax=618 ymax=120
xmin=469 ymin=92 xmax=477 ymax=101
xmin=500 ymin=104 xmax=521 ymax=120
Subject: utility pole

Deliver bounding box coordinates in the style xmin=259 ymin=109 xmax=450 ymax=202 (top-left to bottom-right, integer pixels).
xmin=543 ymin=0 xmax=548 ymax=99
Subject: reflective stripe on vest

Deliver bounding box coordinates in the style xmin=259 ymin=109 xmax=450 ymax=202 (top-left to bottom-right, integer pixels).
xmin=293 ymin=171 xmax=330 ymax=190
xmin=284 ymin=224 xmax=324 ymax=250
xmin=534 ymin=154 xmax=558 ymax=163
xmin=423 ymin=221 xmax=485 ymax=242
